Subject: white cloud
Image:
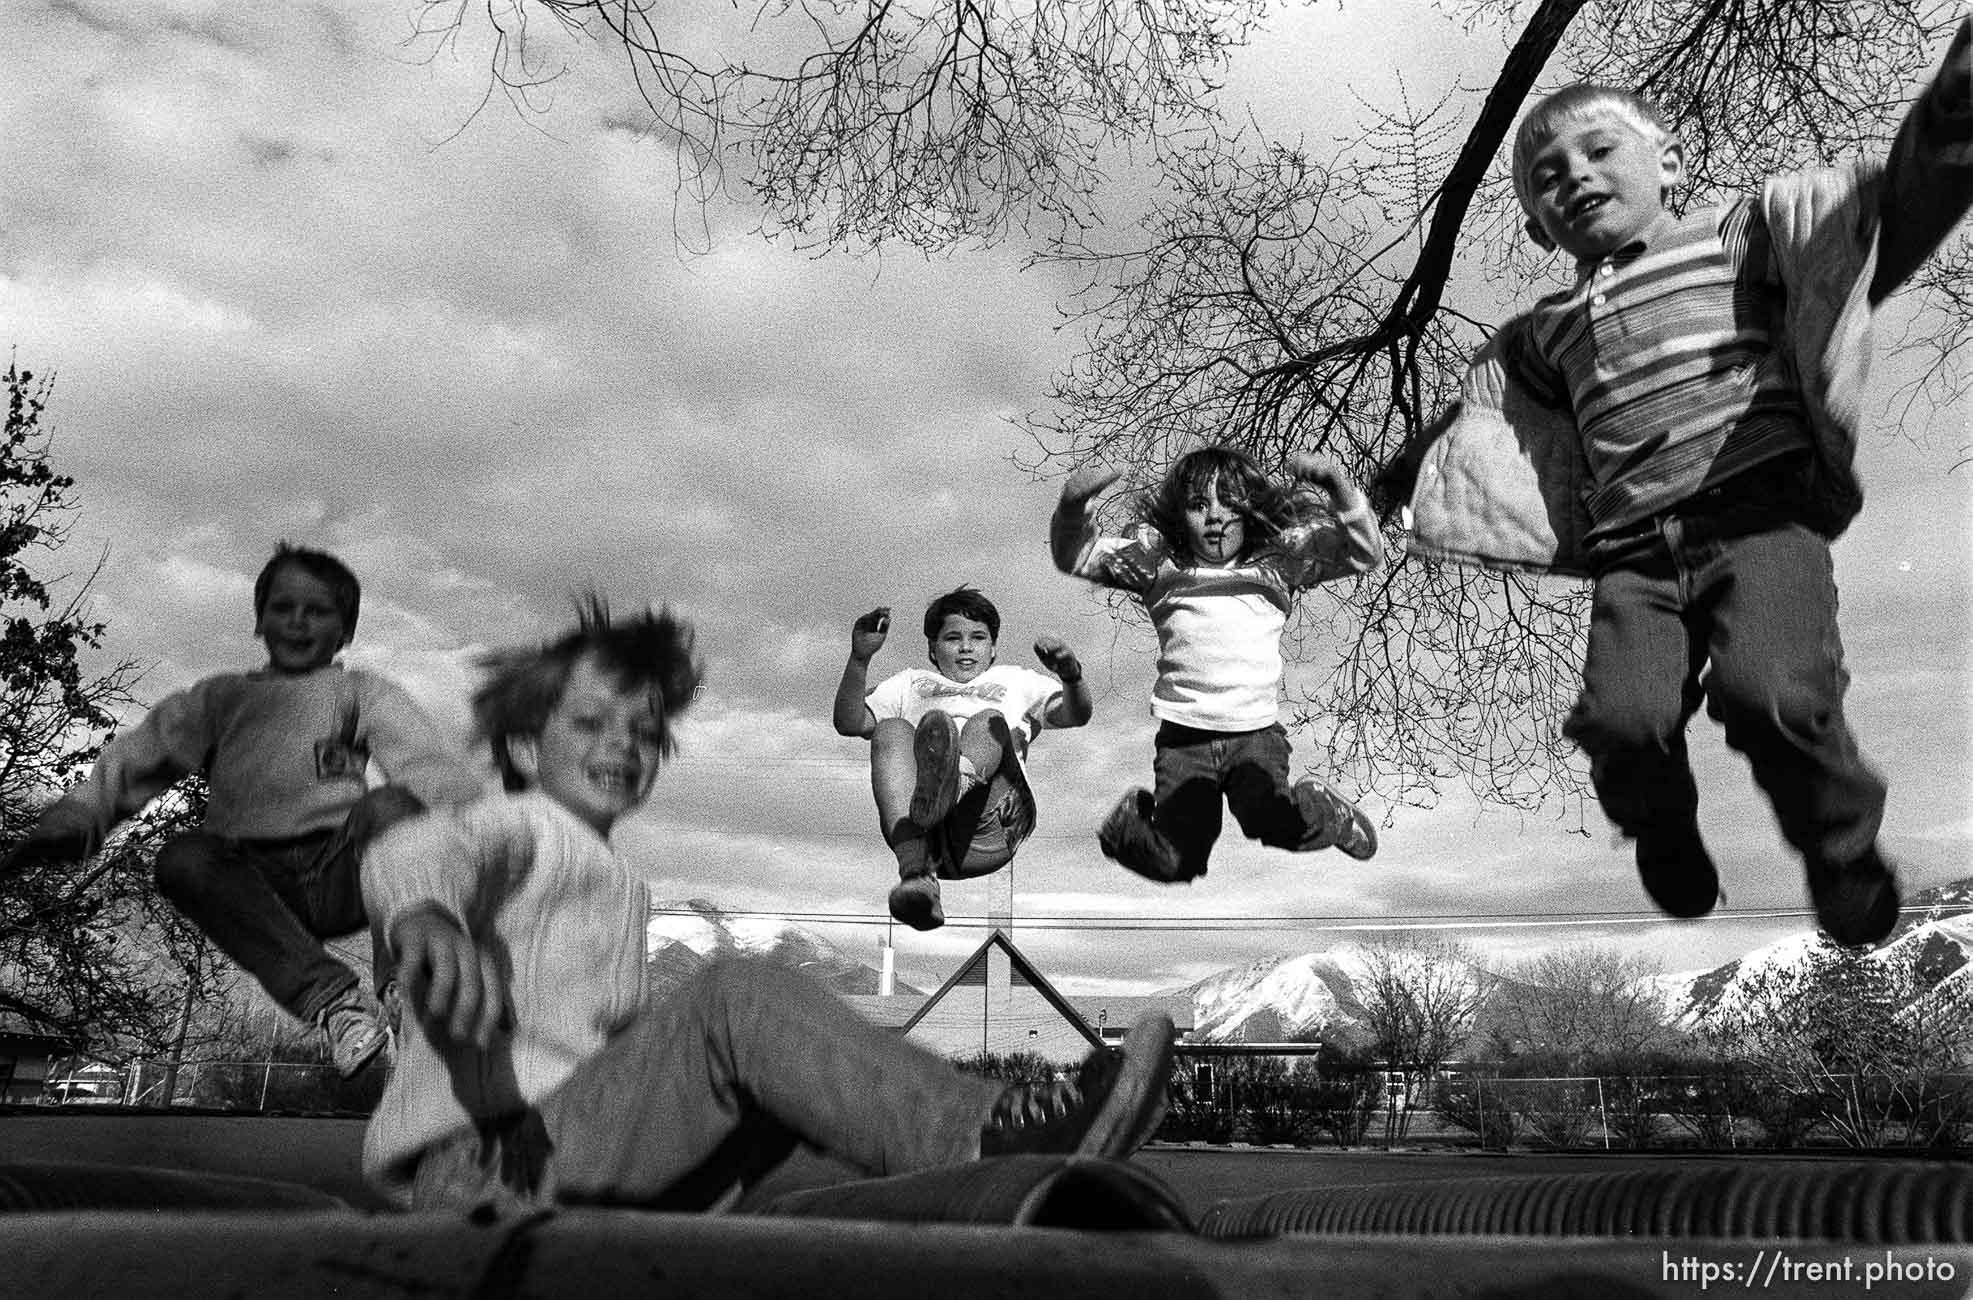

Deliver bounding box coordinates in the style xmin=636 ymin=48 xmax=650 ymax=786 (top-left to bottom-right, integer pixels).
xmin=6 ymin=0 xmax=1967 ymax=998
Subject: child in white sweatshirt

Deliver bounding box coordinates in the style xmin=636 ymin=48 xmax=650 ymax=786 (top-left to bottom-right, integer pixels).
xmin=362 ymin=599 xmax=1174 ymax=1212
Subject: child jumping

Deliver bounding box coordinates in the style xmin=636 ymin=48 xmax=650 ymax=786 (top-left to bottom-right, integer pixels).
xmin=1392 ymin=19 xmax=1971 ymax=945
xmin=1053 ymin=448 xmax=1385 ymax=883
xmin=1 ymin=544 xmax=488 ymax=1075
xmin=362 ymin=599 xmax=1173 ymax=1213
xmin=833 ymin=586 xmax=1092 ymax=931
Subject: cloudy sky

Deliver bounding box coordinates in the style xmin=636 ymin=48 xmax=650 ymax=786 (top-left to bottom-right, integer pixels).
xmin=6 ymin=0 xmax=1968 ymax=997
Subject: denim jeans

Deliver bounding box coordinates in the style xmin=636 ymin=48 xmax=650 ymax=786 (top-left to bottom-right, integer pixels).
xmin=1138 ymin=722 xmax=1325 ymax=880
xmin=928 ymin=770 xmax=1034 ymax=880
xmin=151 ymin=786 xmax=425 ymax=1021
xmin=407 ymin=957 xmax=1004 ymax=1212
xmin=1565 ymin=496 xmax=1885 ymax=869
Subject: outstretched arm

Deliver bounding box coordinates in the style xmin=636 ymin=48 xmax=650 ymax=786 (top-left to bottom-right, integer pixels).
xmin=1290 ymin=452 xmax=1386 ymax=572
xmin=357 ymin=674 xmax=491 ymax=810
xmin=1051 ymin=466 xmax=1122 ymax=573
xmin=833 ymin=607 xmax=890 ymax=738
xmin=0 ymin=688 xmax=212 ymax=883
xmin=1032 ymin=636 xmax=1093 ymax=729
xmin=0 ymin=805 xmax=101 ymax=883
xmin=1870 ymin=16 xmax=1972 ymax=304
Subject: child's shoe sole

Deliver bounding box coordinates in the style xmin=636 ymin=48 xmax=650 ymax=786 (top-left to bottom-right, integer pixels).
xmin=1293 ymin=778 xmax=1378 ymax=860
xmin=322 ymin=1009 xmax=389 ymax=1078
xmin=888 ymin=873 xmax=945 ymax=931
xmin=1809 ymin=846 xmax=1900 ymax=948
xmin=1635 ymin=823 xmax=1722 ymax=919
xmin=909 ymin=712 xmax=963 ymax=830
xmin=1098 ymin=789 xmax=1191 ymax=883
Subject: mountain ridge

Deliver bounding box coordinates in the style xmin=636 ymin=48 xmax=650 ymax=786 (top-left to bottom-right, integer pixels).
xmin=642 ymin=878 xmax=1973 ymax=1042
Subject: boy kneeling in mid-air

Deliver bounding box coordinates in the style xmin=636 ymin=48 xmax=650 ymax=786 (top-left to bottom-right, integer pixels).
xmin=834 ymin=586 xmax=1092 ymax=931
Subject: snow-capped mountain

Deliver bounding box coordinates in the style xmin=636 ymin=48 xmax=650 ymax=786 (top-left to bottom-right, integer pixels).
xmin=1662 ymin=880 xmax=1973 ymax=1026
xmin=642 ymin=878 xmax=1973 ymax=1043
xmin=644 ymin=898 xmax=921 ymax=999
xmin=1156 ymin=879 xmax=1973 ymax=1045
xmin=1167 ymin=950 xmax=1370 ymax=1043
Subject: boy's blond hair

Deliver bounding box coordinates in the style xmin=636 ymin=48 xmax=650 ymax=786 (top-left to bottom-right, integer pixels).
xmin=1511 ymin=84 xmax=1678 ymax=246
xmin=473 ymin=598 xmax=703 ymax=791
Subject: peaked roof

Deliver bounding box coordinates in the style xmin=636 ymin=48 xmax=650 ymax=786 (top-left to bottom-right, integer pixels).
xmin=899 ymin=928 xmax=1104 ymax=1050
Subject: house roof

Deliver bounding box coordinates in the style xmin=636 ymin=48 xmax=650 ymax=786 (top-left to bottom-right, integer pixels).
xmin=899 ymin=928 xmax=1104 ymax=1050
xmin=1068 ymin=994 xmax=1196 ymax=1035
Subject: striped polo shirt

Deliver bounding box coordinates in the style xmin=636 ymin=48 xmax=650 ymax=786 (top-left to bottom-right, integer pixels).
xmin=1511 ymin=199 xmax=1814 ymax=534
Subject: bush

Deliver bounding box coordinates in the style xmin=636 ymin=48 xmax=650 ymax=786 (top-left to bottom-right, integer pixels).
xmin=1510 ymin=1079 xmax=1595 ymax=1149
xmin=1161 ymin=1058 xmax=1236 ymax=1144
xmin=1300 ymin=1046 xmax=1378 ymax=1148
xmin=1232 ymin=1055 xmax=1306 ymax=1145
xmin=1597 ymin=1073 xmax=1661 ymax=1149
xmin=1436 ymin=1075 xmax=1517 ymax=1150
xmin=949 ymin=1049 xmax=1063 ymax=1086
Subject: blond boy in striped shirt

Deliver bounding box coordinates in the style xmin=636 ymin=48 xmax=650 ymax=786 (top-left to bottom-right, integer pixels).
xmin=1395 ymin=20 xmax=1970 ymax=947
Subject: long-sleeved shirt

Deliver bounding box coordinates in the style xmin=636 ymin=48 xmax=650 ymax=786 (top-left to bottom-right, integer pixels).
xmin=1405 ymin=20 xmax=1973 ymax=574
xmin=1057 ymin=499 xmax=1383 ymax=731
xmin=360 ymin=791 xmax=648 ymax=1202
xmin=1512 ymin=198 xmax=1814 ymax=535
xmin=45 ymin=664 xmax=488 ymax=844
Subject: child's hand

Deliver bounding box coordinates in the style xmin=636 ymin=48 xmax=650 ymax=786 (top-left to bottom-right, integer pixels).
xmin=1060 ymin=465 xmax=1122 ymax=509
xmin=1104 ymin=544 xmax=1158 ymax=590
xmin=392 ymin=906 xmax=508 ymax=1049
xmin=849 ymin=607 xmax=890 ymax=662
xmin=1032 ymin=636 xmax=1083 ymax=682
xmin=1288 ymin=452 xmax=1344 ymax=490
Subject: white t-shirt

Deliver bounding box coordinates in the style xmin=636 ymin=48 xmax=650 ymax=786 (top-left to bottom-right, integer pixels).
xmin=864 ymin=664 xmax=1063 ymax=769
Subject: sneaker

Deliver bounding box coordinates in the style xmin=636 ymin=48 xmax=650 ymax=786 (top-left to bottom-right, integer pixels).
xmin=318 ymin=990 xmax=389 ymax=1078
xmin=888 ymin=867 xmax=944 ymax=931
xmin=909 ymin=711 xmax=963 ymax=830
xmin=980 ymin=1012 xmax=1176 ymax=1159
xmin=1809 ymin=844 xmax=1900 ymax=948
xmin=1635 ymin=822 xmax=1722 ymax=919
xmin=1293 ymin=778 xmax=1378 ymax=860
xmin=1097 ymin=789 xmax=1188 ymax=883
xmin=378 ymin=979 xmax=403 ymax=1036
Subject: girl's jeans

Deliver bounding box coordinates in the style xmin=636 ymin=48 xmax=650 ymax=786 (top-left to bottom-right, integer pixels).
xmin=408 ymin=957 xmax=1003 ymax=1213
xmin=1565 ymin=503 xmax=1884 ymax=869
xmin=151 ymin=786 xmax=426 ymax=1020
xmin=1150 ymin=722 xmax=1327 ymax=879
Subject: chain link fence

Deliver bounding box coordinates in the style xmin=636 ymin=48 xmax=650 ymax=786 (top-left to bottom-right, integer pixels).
xmin=38 ymin=1055 xmax=384 ymax=1114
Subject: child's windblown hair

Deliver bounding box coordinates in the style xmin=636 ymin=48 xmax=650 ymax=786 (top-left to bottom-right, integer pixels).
xmin=473 ymin=597 xmax=704 ymax=790
xmin=1141 ymin=446 xmax=1309 ymax=565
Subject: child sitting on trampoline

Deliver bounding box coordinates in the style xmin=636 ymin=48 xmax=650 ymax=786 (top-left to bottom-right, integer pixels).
xmin=833 ymin=586 xmax=1092 ymax=931
xmin=363 ymin=599 xmax=1173 ymax=1213
xmin=1052 ymin=447 xmax=1384 ymax=883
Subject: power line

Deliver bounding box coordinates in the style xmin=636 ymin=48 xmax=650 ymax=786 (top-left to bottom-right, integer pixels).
xmin=648 ymin=902 xmax=1973 ymax=933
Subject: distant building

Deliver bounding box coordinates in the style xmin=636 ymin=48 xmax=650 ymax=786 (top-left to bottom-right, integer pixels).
xmin=845 ymin=928 xmax=1193 ymax=1064
xmin=0 ymin=1016 xmax=70 ymax=1105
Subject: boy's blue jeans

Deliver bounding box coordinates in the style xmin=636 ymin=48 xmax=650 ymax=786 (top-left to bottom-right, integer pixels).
xmin=151 ymin=786 xmax=425 ymax=1021
xmin=407 ymin=957 xmax=1003 ymax=1212
xmin=1565 ymin=502 xmax=1885 ymax=870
